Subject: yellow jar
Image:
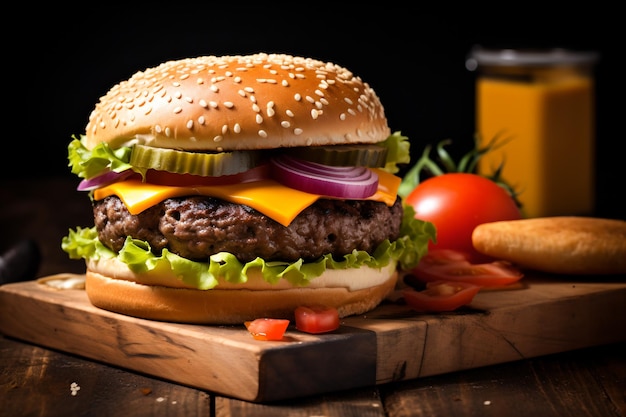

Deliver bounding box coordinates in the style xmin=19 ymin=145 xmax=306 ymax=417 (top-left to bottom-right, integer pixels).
xmin=466 ymin=47 xmax=599 ymax=218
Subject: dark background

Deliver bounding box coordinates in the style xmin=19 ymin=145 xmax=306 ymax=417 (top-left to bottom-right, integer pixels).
xmin=11 ymin=7 xmax=621 ymax=219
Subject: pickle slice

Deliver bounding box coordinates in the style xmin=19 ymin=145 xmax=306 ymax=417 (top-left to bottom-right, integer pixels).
xmin=130 ymin=144 xmax=262 ymax=176
xmin=283 ymin=144 xmax=388 ymax=167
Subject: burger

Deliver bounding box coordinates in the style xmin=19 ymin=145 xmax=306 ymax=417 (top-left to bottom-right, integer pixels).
xmin=62 ymin=53 xmax=435 ymax=324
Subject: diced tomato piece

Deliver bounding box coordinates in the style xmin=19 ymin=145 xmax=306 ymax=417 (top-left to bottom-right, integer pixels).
xmin=402 ymin=280 xmax=481 ymax=312
xmin=294 ymin=305 xmax=340 ymax=334
xmin=244 ymin=318 xmax=290 ymax=341
xmin=412 ymin=249 xmax=524 ymax=287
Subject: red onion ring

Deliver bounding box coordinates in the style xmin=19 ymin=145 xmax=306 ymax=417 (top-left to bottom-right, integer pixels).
xmin=77 ymin=170 xmax=134 ymax=191
xmin=270 ymin=155 xmax=379 ymax=198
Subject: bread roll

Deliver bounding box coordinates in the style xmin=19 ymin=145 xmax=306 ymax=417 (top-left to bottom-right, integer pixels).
xmin=472 ymin=216 xmax=626 ymax=275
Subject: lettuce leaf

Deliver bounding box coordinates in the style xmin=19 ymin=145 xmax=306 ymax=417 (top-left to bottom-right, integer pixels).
xmin=61 ymin=205 xmax=435 ymax=290
xmin=67 ymin=135 xmax=134 ymax=180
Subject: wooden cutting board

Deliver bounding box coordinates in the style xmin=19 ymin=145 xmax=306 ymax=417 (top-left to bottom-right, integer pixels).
xmin=1 ymin=274 xmax=625 ymax=402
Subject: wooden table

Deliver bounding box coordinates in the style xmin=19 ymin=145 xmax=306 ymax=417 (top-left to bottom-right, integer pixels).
xmin=1 ymin=178 xmax=625 ymax=417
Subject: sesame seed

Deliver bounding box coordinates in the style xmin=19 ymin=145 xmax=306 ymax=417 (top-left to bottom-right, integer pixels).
xmin=282 ymin=80 xmax=289 ymax=86
xmin=155 ymin=125 xmax=162 ymax=133
xmin=198 ymin=116 xmax=206 ymax=125
xmin=311 ymin=109 xmax=320 ymax=119
xmin=250 ymin=95 xmax=257 ymax=103
xmin=238 ymin=89 xmax=246 ymax=97
xmin=173 ymin=82 xmax=181 ymax=87
xmin=213 ymin=135 xmax=223 ymax=142
xmin=244 ymin=87 xmax=255 ymax=93
xmin=340 ymin=113 xmax=346 ymax=120
xmin=256 ymin=114 xmax=263 ymax=124
xmin=286 ymin=110 xmax=294 ymax=117
xmin=344 ymin=98 xmax=353 ymax=105
xmin=224 ymin=101 xmax=234 ymax=108
xmin=222 ymin=124 xmax=228 ymax=134
xmin=234 ymin=123 xmax=241 ymax=133
xmin=210 ymin=85 xmax=219 ymax=92
xmin=281 ymin=121 xmax=290 ymax=128
xmin=294 ymin=94 xmax=301 ymax=101
xmin=305 ymin=96 xmax=315 ymax=103
xmin=348 ymin=109 xmax=356 ymax=116
xmin=173 ymin=106 xmax=182 ymax=114
xmin=294 ymin=128 xmax=303 ymax=135
xmin=186 ymin=120 xmax=193 ymax=129
xmin=234 ymin=77 xmax=242 ymax=83
xmin=258 ymin=129 xmax=268 ymax=138
xmin=165 ymin=127 xmax=172 ymax=137
xmin=174 ymin=91 xmax=182 ymax=99
xmin=209 ymin=101 xmax=218 ymax=108
xmin=267 ymin=107 xmax=275 ymax=117
xmin=197 ymin=78 xmax=204 ymax=84
xmin=199 ymin=99 xmax=208 ymax=108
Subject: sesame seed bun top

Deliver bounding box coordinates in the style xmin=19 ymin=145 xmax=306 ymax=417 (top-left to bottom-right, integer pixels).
xmin=85 ymin=53 xmax=391 ymax=151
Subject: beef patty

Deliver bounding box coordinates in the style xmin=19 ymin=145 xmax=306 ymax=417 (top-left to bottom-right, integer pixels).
xmin=93 ymin=196 xmax=404 ymax=263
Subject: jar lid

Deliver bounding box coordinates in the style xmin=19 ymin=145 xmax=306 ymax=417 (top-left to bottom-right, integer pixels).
xmin=466 ymin=46 xmax=599 ymax=71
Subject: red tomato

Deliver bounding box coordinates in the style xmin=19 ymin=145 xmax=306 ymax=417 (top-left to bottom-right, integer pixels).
xmin=405 ymin=173 xmax=521 ymax=263
xmin=244 ymin=318 xmax=290 ymax=341
xmin=412 ymin=249 xmax=524 ymax=287
xmin=402 ymin=280 xmax=481 ymax=312
xmin=145 ymin=164 xmax=270 ymax=187
xmin=294 ymin=306 xmax=340 ymax=334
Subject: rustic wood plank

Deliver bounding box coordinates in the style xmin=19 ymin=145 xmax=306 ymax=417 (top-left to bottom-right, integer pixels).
xmin=1 ymin=274 xmax=625 ymax=403
xmin=0 ymin=337 xmax=212 ymax=417
xmin=215 ymin=387 xmax=386 ymax=417
xmin=379 ymin=342 xmax=626 ymax=417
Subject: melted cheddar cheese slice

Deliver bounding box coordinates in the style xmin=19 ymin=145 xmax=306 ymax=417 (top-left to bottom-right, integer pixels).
xmin=94 ymin=168 xmax=400 ymax=227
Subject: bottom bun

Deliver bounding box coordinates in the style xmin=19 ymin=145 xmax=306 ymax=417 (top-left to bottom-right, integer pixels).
xmin=85 ymin=264 xmax=398 ymax=324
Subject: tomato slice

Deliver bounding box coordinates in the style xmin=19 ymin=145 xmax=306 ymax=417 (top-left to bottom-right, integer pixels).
xmin=294 ymin=305 xmax=340 ymax=334
xmin=412 ymin=249 xmax=524 ymax=287
xmin=402 ymin=280 xmax=481 ymax=312
xmin=244 ymin=318 xmax=290 ymax=341
xmin=145 ymin=164 xmax=270 ymax=187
